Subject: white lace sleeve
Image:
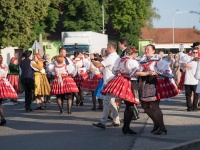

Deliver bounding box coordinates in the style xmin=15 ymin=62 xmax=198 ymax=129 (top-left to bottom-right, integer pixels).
xmin=68 ymin=64 xmax=78 ymax=77
xmin=128 ymin=60 xmax=139 ymax=77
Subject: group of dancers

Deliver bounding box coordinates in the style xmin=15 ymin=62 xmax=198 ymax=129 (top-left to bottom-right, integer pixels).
xmin=3 ymin=39 xmax=198 ymax=136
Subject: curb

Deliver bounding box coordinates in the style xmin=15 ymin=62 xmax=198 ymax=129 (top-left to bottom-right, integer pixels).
xmin=163 ymin=139 xmax=200 ymax=150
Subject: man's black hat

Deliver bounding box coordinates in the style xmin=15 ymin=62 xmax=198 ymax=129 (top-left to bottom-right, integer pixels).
xmin=24 ymin=50 xmax=32 ymax=58
xmin=191 ymin=42 xmax=200 ymax=48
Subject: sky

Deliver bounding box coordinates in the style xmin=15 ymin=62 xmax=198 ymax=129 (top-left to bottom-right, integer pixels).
xmin=152 ymin=0 xmax=200 ymax=28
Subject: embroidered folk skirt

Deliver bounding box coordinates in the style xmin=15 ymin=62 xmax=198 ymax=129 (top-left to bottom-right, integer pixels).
xmin=139 ymin=76 xmax=179 ymax=102
xmin=156 ymin=77 xmax=180 ymax=99
xmin=0 ymin=78 xmax=18 ymax=99
xmin=51 ymin=74 xmax=79 ymax=95
xmin=94 ymin=78 xmax=104 ymax=99
xmin=138 ymin=76 xmax=158 ymax=101
xmin=101 ymin=75 xmax=139 ymax=105
xmin=34 ymin=73 xmax=50 ymax=96
xmin=73 ymin=73 xmax=88 ymax=87
xmin=7 ymin=74 xmax=21 ymax=93
xmin=81 ymin=74 xmax=103 ymax=91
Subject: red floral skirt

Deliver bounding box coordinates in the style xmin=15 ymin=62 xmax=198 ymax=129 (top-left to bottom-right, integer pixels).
xmin=7 ymin=74 xmax=21 ymax=93
xmin=101 ymin=75 xmax=139 ymax=105
xmin=50 ymin=75 xmax=79 ymax=95
xmin=0 ymin=78 xmax=18 ymax=99
xmin=81 ymin=74 xmax=103 ymax=91
xmin=73 ymin=73 xmax=88 ymax=87
xmin=156 ymin=78 xmax=180 ymax=100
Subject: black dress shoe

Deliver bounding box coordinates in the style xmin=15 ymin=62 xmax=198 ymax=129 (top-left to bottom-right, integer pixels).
xmin=107 ymin=123 xmax=120 ymax=127
xmin=122 ymin=127 xmax=137 ymax=134
xmin=154 ymin=127 xmax=167 ymax=135
xmin=25 ymin=107 xmax=33 ymax=112
xmin=151 ymin=125 xmax=160 ymax=133
xmin=60 ymin=109 xmax=63 ymax=114
xmin=92 ymin=122 xmax=106 ymax=129
xmin=91 ymin=107 xmax=97 ymax=111
xmin=0 ymin=119 xmax=6 ymax=126
xmin=34 ymin=106 xmax=42 ymax=110
xmin=68 ymin=110 xmax=72 ymax=114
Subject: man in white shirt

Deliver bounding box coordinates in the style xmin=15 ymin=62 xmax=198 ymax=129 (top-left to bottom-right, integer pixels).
xmin=91 ymin=42 xmax=120 ymax=128
xmin=181 ymin=47 xmax=199 ymax=111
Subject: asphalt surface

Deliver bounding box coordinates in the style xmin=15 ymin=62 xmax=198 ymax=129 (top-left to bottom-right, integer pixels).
xmin=0 ymin=92 xmax=200 ymax=150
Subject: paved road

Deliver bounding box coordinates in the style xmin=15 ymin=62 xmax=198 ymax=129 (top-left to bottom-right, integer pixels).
xmin=0 ymin=93 xmax=200 ymax=150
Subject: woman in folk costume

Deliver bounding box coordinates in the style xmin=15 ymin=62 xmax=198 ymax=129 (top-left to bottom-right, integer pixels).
xmin=81 ymin=60 xmax=103 ymax=110
xmin=51 ymin=55 xmax=79 ymax=114
xmin=177 ymin=51 xmax=192 ymax=90
xmin=94 ymin=49 xmax=108 ymax=110
xmin=135 ymin=44 xmax=179 ymax=135
xmin=101 ymin=46 xmax=140 ymax=134
xmin=30 ymin=53 xmax=50 ymax=110
xmin=73 ymin=51 xmax=88 ymax=106
xmin=7 ymin=57 xmax=21 ymax=102
xmin=0 ymin=55 xmax=18 ymax=126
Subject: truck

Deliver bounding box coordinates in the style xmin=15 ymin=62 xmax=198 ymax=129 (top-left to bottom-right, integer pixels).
xmin=61 ymin=31 xmax=108 ymax=55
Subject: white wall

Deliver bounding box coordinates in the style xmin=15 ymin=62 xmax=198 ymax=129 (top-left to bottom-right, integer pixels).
xmin=0 ymin=47 xmax=18 ymax=65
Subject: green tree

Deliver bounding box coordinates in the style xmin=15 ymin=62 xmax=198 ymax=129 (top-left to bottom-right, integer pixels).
xmin=108 ymin=0 xmax=160 ymax=47
xmin=63 ymin=0 xmax=107 ymax=32
xmin=0 ymin=0 xmax=50 ymax=48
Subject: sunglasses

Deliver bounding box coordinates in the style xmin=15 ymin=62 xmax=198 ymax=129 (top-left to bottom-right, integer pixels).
xmin=193 ymin=52 xmax=198 ymax=54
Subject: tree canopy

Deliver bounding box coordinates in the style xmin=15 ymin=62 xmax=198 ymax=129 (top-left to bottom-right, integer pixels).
xmin=0 ymin=0 xmax=159 ymax=48
xmin=0 ymin=0 xmax=50 ymax=48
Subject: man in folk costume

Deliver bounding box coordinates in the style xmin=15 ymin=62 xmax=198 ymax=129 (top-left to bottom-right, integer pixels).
xmin=20 ymin=50 xmax=34 ymax=112
xmin=92 ymin=43 xmax=120 ymax=128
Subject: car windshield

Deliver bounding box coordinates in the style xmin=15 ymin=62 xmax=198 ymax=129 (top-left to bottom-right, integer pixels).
xmin=63 ymin=45 xmax=89 ymax=55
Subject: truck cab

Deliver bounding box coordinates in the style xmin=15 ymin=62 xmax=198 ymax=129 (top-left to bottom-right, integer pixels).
xmin=61 ymin=31 xmax=108 ymax=55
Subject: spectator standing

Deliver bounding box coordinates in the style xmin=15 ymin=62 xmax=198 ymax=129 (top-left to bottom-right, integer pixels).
xmin=182 ymin=47 xmax=199 ymax=111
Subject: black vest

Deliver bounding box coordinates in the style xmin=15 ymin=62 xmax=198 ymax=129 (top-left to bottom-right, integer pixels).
xmin=120 ymin=49 xmax=126 ymax=58
xmin=20 ymin=58 xmax=34 ymax=83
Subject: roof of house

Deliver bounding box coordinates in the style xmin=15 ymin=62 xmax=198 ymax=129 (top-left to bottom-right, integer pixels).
xmin=140 ymin=26 xmax=153 ymax=40
xmin=140 ymin=27 xmax=200 ymax=44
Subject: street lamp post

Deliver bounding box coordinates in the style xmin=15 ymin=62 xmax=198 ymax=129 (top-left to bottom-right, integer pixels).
xmin=172 ymin=10 xmax=187 ymax=47
xmin=102 ymin=3 xmax=105 ymax=34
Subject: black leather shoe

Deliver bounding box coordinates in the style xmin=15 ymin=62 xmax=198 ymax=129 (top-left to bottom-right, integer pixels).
xmin=122 ymin=127 xmax=137 ymax=134
xmin=25 ymin=107 xmax=33 ymax=112
xmin=92 ymin=122 xmax=106 ymax=129
xmin=34 ymin=106 xmax=42 ymax=110
xmin=68 ymin=110 xmax=72 ymax=114
xmin=151 ymin=125 xmax=160 ymax=133
xmin=60 ymin=109 xmax=63 ymax=114
xmin=107 ymin=123 xmax=120 ymax=127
